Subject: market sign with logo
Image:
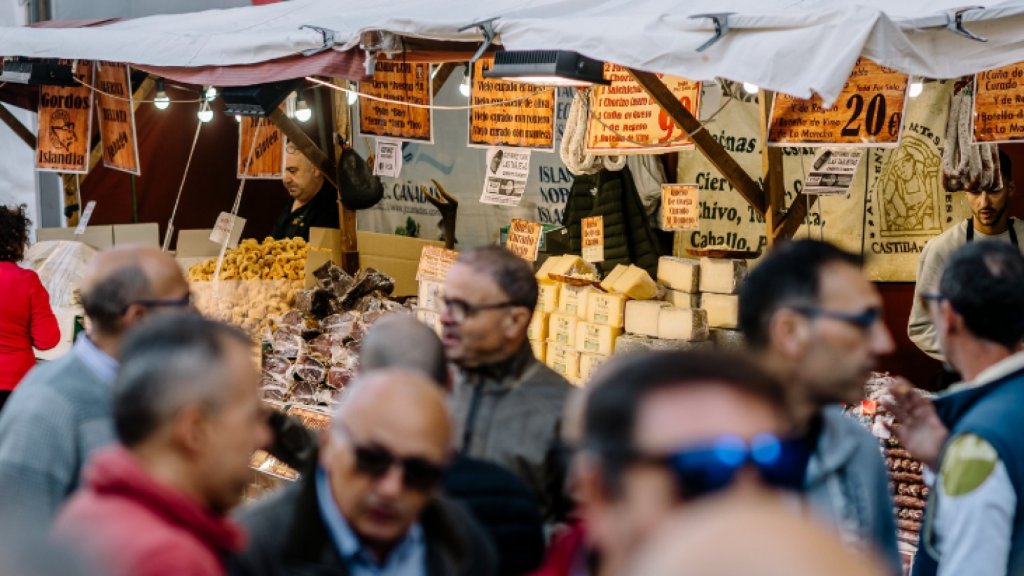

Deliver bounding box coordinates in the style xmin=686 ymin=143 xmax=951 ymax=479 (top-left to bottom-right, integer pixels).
xmin=37 ymin=59 xmax=93 ymax=173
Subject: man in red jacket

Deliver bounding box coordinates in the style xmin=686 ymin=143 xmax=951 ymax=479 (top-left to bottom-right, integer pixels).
xmin=53 ymin=313 xmax=272 ymax=576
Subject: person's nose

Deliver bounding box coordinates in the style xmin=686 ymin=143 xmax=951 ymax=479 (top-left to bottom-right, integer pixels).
xmin=375 ymin=465 xmax=405 ymax=499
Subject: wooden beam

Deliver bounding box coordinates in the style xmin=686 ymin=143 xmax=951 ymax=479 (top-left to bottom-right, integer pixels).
xmin=774 ymin=193 xmax=819 ymax=240
xmin=627 ymin=68 xmax=766 ymax=216
xmin=759 ymin=90 xmax=786 ymax=248
xmin=432 ymin=62 xmax=458 ymax=97
xmin=330 ymin=79 xmax=360 ymax=273
xmin=0 ymin=103 xmax=36 ymax=149
xmin=269 ymin=107 xmax=338 ymax=188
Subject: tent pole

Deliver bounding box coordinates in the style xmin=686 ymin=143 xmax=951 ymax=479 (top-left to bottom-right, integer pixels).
xmin=626 ymin=68 xmax=766 ymax=216
xmin=758 ymin=89 xmax=786 ymax=248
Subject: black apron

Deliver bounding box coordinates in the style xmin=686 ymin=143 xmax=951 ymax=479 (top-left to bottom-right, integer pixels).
xmin=966 ymin=216 xmax=1019 ymax=247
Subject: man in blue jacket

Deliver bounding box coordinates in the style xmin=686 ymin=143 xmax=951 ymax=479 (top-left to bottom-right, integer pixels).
xmin=885 ymin=240 xmax=1024 ymax=576
xmin=739 ymin=240 xmax=900 ymax=572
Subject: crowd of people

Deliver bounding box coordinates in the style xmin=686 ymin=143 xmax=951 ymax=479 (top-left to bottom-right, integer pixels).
xmin=1 ymin=201 xmax=1023 ymax=576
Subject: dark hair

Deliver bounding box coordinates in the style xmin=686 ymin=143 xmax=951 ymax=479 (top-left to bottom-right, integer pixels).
xmin=738 ymin=240 xmax=862 ymax=349
xmin=0 ymin=205 xmax=31 ymax=262
xmin=360 ymin=315 xmax=448 ymax=387
xmin=940 ymin=240 xmax=1024 ymax=350
xmin=79 ymin=265 xmax=150 ymax=335
xmin=582 ymin=350 xmax=785 ymax=493
xmin=1000 ymin=149 xmax=1012 ymax=183
xmin=114 ymin=313 xmax=252 ymax=447
xmin=456 ymin=245 xmax=539 ymax=310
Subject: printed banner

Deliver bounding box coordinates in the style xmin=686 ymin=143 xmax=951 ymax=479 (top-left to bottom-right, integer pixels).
xmin=95 ymin=62 xmax=141 ymax=175
xmin=469 ymin=58 xmax=555 ymax=150
xmin=581 ymin=216 xmax=604 ymax=262
xmin=238 ymin=116 xmax=284 ymax=179
xmin=661 ymin=184 xmax=700 ymax=230
xmin=803 ymin=149 xmax=864 ymax=196
xmin=506 ymin=218 xmax=543 ymax=261
xmin=586 ymin=63 xmax=701 ymax=154
xmin=358 ymin=61 xmax=433 ymax=143
xmin=480 ymin=148 xmax=531 ymax=206
xmin=768 ymin=58 xmax=909 ymax=147
xmin=36 ymin=60 xmax=92 ymax=173
xmin=974 ymin=64 xmax=1024 ymax=143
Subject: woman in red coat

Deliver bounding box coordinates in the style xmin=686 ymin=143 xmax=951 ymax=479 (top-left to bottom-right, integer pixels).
xmin=0 ymin=205 xmax=59 ymax=410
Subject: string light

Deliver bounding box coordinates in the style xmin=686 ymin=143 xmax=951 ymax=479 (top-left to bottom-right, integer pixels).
xmin=295 ymin=91 xmax=312 ymax=122
xmin=909 ymin=81 xmax=924 ymax=98
xmin=197 ymin=101 xmax=213 ymax=123
xmin=743 ymin=82 xmax=759 ymax=94
xmin=459 ymin=68 xmax=471 ymax=97
xmin=205 ymin=85 xmax=218 ymax=101
xmin=347 ymin=81 xmax=358 ymax=105
xmin=154 ymin=78 xmax=170 ymax=110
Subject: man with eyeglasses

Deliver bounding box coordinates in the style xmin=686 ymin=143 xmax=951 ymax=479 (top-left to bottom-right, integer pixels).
xmin=573 ymin=350 xmax=814 ymax=576
xmin=0 ymin=245 xmax=191 ymax=533
xmin=738 ymin=239 xmax=900 ymax=573
xmin=909 ymin=151 xmax=1022 ymax=363
xmin=233 ymin=369 xmax=497 ymax=576
xmin=884 ymin=241 xmax=1024 ymax=576
xmin=441 ymin=246 xmax=574 ymax=523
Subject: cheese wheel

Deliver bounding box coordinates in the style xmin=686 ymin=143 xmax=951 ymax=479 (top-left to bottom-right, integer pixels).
xmin=548 ymin=313 xmax=579 ymax=347
xmin=546 ymin=343 xmax=580 ymax=379
xmin=587 ymin=291 xmax=628 ymax=327
xmin=559 ymin=284 xmax=595 ymax=319
xmin=530 ymin=339 xmax=546 ymax=363
xmin=702 ymin=293 xmax=740 ymax=329
xmin=600 ymin=264 xmax=628 ymax=292
xmin=537 ymin=280 xmax=560 ymax=313
xmin=662 ymin=289 xmax=700 ymax=309
xmin=575 ymin=321 xmax=622 ymax=355
xmin=657 ymin=257 xmax=700 ymax=293
xmin=657 ymin=308 xmax=709 ymax=341
xmin=612 ymin=265 xmax=659 ymax=300
xmin=624 ymin=300 xmax=670 ymax=337
xmin=699 ymin=258 xmax=747 ymax=295
xmin=528 ymin=311 xmax=549 ymax=342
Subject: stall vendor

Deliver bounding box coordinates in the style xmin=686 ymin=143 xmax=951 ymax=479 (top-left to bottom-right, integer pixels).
xmin=909 ymin=151 xmax=1024 ymax=361
xmin=270 ymin=144 xmax=339 ymax=241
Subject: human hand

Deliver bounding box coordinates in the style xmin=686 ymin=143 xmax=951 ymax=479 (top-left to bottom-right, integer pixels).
xmin=879 ymin=377 xmax=948 ymax=468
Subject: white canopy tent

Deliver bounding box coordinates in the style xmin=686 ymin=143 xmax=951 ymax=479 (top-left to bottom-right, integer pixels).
xmin=2 ymin=0 xmax=1024 ymax=102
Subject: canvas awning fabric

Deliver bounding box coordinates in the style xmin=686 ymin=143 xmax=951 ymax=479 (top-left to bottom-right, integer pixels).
xmin=3 ymin=0 xmax=1024 ymax=103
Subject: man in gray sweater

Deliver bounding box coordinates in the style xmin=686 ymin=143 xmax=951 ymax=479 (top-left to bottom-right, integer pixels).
xmin=739 ymin=240 xmax=900 ymax=573
xmin=0 ymin=245 xmax=190 ymax=534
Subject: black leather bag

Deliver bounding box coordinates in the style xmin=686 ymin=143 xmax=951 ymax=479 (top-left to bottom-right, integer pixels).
xmin=336 ymin=137 xmax=384 ymax=210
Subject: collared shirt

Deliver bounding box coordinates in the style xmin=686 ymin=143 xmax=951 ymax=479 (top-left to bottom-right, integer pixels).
xmin=270 ymin=181 xmax=340 ymax=241
xmin=315 ymin=467 xmax=427 ymax=576
xmin=72 ymin=333 xmax=118 ymax=385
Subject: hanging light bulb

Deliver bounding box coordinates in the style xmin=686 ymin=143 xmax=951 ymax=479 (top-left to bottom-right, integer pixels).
xmin=154 ymin=78 xmax=170 ymax=110
xmin=197 ymin=102 xmax=213 ymax=123
xmin=347 ymin=82 xmax=359 ymax=106
xmin=235 ymin=114 xmax=242 ymax=123
xmin=743 ymin=82 xmax=759 ymax=95
xmin=205 ymin=85 xmax=218 ymax=101
xmin=459 ymin=68 xmax=471 ymax=97
xmin=295 ymin=91 xmax=312 ymax=122
xmin=909 ymin=81 xmax=924 ymax=98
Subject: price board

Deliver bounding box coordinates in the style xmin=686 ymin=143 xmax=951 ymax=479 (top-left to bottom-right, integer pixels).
xmin=661 ymin=184 xmax=699 ymax=230
xmin=358 ymin=61 xmax=433 ymax=143
xmin=768 ymin=58 xmax=909 ymax=147
xmin=95 ymin=62 xmax=141 ymax=174
xmin=36 ymin=59 xmax=93 ymax=174
xmin=505 ymin=219 xmax=543 ymax=261
xmin=974 ymin=63 xmax=1024 ymax=143
xmin=416 ymin=245 xmax=460 ymax=281
xmin=581 ymin=216 xmax=604 ymax=262
xmin=586 ymin=64 xmax=701 ymax=154
xmin=468 ymin=57 xmax=555 ymax=150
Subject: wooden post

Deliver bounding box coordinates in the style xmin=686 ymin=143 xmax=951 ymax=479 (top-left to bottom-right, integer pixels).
xmin=0 ymin=103 xmax=36 ymax=149
xmin=759 ymin=90 xmax=786 ymax=248
xmin=774 ymin=193 xmax=819 ymax=240
xmin=331 ymin=79 xmax=361 ymax=273
xmin=627 ymin=68 xmax=766 ymax=216
xmin=432 ymin=63 xmax=458 ymax=97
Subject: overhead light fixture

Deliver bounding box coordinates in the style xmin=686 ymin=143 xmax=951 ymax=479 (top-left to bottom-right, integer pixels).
xmin=235 ymin=114 xmax=242 ymax=123
xmin=0 ymin=57 xmax=75 ymax=86
xmin=295 ymin=91 xmax=312 ymax=122
xmin=482 ymin=50 xmax=611 ymax=87
xmin=909 ymin=81 xmax=924 ymax=98
xmin=154 ymin=78 xmax=170 ymax=110
xmin=198 ymin=102 xmax=214 ymax=123
xmin=220 ymin=79 xmax=301 ymax=117
xmin=347 ymin=82 xmax=359 ymax=105
xmin=743 ymin=82 xmax=759 ymax=94
xmin=459 ymin=67 xmax=472 ymax=97
xmin=205 ymin=85 xmax=218 ymax=101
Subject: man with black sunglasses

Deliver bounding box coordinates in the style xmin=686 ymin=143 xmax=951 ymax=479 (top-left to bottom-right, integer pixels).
xmin=738 ymin=240 xmax=900 ymax=573
xmin=442 ymin=246 xmax=573 ymax=523
xmin=0 ymin=245 xmax=192 ymax=535
xmin=234 ymin=369 xmax=497 ymax=576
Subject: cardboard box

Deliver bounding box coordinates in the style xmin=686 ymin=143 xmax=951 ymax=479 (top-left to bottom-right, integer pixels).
xmin=112 ymin=223 xmax=159 ymax=246
xmin=304 ymin=228 xmax=343 ymax=288
xmin=357 ymin=231 xmax=444 ymax=297
xmin=36 ymin=223 xmax=160 ymax=251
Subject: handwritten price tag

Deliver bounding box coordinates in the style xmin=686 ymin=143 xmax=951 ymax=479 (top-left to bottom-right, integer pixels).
xmin=209 ymin=212 xmax=246 ymax=248
xmin=416 ymin=245 xmax=460 ymax=281
xmin=505 ymin=218 xmax=543 ymax=262
xmin=75 ymin=201 xmax=96 ymax=235
xmin=581 ymin=216 xmax=605 ymax=262
xmin=768 ymin=58 xmax=908 ymax=148
xmin=974 ymin=64 xmax=1024 ymax=143
xmin=661 ymin=185 xmax=699 ymax=231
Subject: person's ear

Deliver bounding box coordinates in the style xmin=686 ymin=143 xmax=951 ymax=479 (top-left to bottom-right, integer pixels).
xmin=504 ymin=307 xmax=531 ymax=338
xmin=122 ymin=302 xmax=148 ymax=329
xmin=769 ymin=309 xmax=810 ymax=358
xmin=172 ymin=404 xmax=209 ymax=455
xmin=941 ymin=300 xmax=962 ymax=336
xmin=1008 ymin=181 xmax=1016 ymax=198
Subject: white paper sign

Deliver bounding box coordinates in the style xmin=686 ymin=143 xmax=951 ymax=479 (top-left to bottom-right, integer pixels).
xmin=75 ymin=201 xmax=96 ymax=235
xmin=209 ymin=212 xmax=246 ymax=248
xmin=480 ymin=148 xmax=531 ymax=207
xmin=373 ymin=139 xmax=403 ymax=178
xmin=803 ymin=149 xmax=864 ymax=196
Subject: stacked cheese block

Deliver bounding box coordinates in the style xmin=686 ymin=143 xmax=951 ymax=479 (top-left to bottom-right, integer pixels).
xmin=415 ymin=276 xmax=445 ymax=336
xmin=695 ymin=257 xmax=748 ymax=350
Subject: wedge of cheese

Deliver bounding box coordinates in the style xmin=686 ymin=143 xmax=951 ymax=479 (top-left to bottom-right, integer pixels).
xmin=530 ymin=339 xmax=547 ymax=363
xmin=415 ymin=309 xmax=442 ymax=336
xmin=417 ymin=277 xmax=445 ymax=312
xmin=600 ymin=264 xmax=628 ymax=292
xmin=657 ymin=308 xmax=709 ymax=341
xmin=549 ymin=255 xmax=587 ymax=277
xmin=576 ymin=321 xmax=622 ymax=356
xmin=535 ymin=256 xmax=561 ymax=280
xmin=663 ymin=289 xmax=700 ymax=309
xmin=699 ymin=258 xmax=748 ymax=295
xmin=548 ymin=313 xmax=579 ymax=347
xmin=702 ymin=293 xmax=740 ymax=329
xmin=558 ymin=284 xmax=595 ymax=318
xmin=546 ymin=343 xmax=580 ymax=379
xmin=657 ymin=257 xmax=700 ymax=293
xmin=624 ymin=300 xmax=670 ymax=337
xmin=711 ymin=328 xmax=746 ymax=352
xmin=579 ymin=352 xmax=608 ymax=383
xmin=537 ymin=280 xmax=560 ymax=313
xmin=612 ymin=265 xmax=659 ymax=300
xmin=528 ymin=311 xmax=549 ymax=342
xmin=587 ymin=291 xmax=628 ymax=327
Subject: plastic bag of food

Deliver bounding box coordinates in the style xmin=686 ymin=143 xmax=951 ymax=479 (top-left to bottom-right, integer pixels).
xmin=326 ymin=364 xmax=355 ymax=390
xmin=22 ymin=240 xmax=98 ymax=310
xmin=291 ymin=354 xmax=326 ymax=386
xmin=340 ymin=268 xmax=395 ymax=308
xmin=271 ymin=329 xmax=305 ymax=358
xmin=313 ymin=261 xmax=354 ymax=298
xmin=321 ymin=312 xmax=363 ymax=341
xmin=295 ymin=288 xmax=333 ymax=317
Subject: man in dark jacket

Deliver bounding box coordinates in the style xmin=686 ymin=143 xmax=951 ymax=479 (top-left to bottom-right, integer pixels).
xmin=885 ymin=241 xmax=1024 ymax=576
xmin=441 ymin=246 xmax=574 ymax=522
xmin=233 ymin=369 xmax=496 ymax=576
xmin=271 ymin=144 xmax=339 ymax=241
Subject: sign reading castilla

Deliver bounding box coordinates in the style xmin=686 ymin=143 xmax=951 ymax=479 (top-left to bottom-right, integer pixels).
xmin=37 ymin=59 xmax=93 ymax=173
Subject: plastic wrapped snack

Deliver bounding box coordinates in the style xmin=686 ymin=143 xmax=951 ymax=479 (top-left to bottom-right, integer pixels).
xmin=291 ymin=354 xmax=326 ymax=386
xmin=308 ymin=333 xmax=342 ymax=360
xmin=326 ymin=365 xmax=355 ymax=390
xmin=271 ymin=329 xmax=305 ymax=358
xmin=22 ymin=240 xmax=98 ymax=310
xmin=313 ymin=261 xmax=354 ymax=297
xmin=340 ymin=268 xmax=395 ymax=309
xmin=295 ymin=288 xmax=333 ymax=317
xmin=321 ymin=313 xmax=363 ymax=341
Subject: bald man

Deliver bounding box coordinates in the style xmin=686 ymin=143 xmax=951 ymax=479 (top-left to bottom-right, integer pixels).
xmin=270 ymin=145 xmax=340 ymax=241
xmin=0 ymin=245 xmax=192 ymax=533
xmin=234 ymin=370 xmax=497 ymax=576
